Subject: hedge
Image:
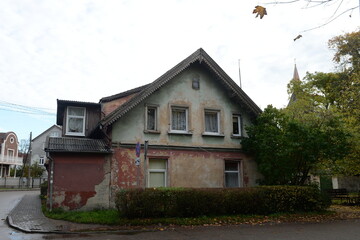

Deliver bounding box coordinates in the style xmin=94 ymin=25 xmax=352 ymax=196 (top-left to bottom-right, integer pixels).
xmin=115 ymin=186 xmax=330 ymax=218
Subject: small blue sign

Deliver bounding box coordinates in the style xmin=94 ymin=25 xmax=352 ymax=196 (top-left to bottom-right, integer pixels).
xmin=135 ymin=142 xmax=141 ymax=157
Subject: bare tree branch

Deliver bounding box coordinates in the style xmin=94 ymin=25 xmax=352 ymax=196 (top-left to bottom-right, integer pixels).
xmin=300 ymin=5 xmax=359 ymax=33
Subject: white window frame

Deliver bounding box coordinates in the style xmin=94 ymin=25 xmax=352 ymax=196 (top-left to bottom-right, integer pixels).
xmin=147 ymin=159 xmax=167 ymax=188
xmin=49 ymin=131 xmax=60 ymax=137
xmin=232 ymin=114 xmax=242 ymax=137
xmin=39 ymin=157 xmax=45 ymax=165
xmin=145 ymin=105 xmax=158 ymax=132
xmin=170 ymin=106 xmax=189 ymax=133
xmin=7 ymin=149 xmax=14 ymax=157
xmin=224 ymin=161 xmax=241 ymax=188
xmin=66 ymin=106 xmax=86 ymax=136
xmin=204 ymin=109 xmax=220 ymax=135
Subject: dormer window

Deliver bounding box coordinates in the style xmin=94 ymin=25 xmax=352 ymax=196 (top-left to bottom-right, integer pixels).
xmin=66 ymin=107 xmax=86 ymax=136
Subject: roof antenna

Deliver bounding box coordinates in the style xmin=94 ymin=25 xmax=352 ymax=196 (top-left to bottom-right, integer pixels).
xmin=238 ymin=59 xmax=242 ymax=88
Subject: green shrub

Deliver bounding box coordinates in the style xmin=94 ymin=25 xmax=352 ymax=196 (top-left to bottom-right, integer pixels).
xmin=40 ymin=181 xmax=48 ymax=198
xmin=115 ymin=186 xmax=329 ymax=219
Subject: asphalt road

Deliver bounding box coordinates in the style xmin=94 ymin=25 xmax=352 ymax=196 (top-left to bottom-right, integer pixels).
xmin=1 ymin=190 xmax=360 ymax=240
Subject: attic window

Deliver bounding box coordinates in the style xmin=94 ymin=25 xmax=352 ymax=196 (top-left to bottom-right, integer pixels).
xmin=192 ymin=75 xmax=200 ymax=90
xmin=66 ymin=107 xmax=86 ymax=136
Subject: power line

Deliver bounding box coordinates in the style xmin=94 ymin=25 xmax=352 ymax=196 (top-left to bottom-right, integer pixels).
xmin=0 ymin=100 xmax=56 ymax=116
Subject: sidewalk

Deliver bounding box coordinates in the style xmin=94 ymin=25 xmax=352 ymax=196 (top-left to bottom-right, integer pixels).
xmin=7 ymin=194 xmax=114 ymax=233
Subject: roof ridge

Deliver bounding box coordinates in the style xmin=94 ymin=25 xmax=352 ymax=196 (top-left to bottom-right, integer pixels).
xmin=100 ymin=48 xmax=261 ymax=127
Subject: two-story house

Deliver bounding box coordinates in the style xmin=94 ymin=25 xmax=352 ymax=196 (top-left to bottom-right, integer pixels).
xmin=45 ymin=48 xmax=262 ymax=210
xmin=0 ymin=132 xmax=23 ymax=178
xmin=31 ymin=125 xmax=62 ymax=177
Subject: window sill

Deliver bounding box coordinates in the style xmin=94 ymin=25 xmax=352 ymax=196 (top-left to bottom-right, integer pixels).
xmin=202 ymin=133 xmax=225 ymax=137
xmin=168 ymin=131 xmax=193 ymax=136
xmin=65 ymin=132 xmax=85 ymax=137
xmin=231 ymin=135 xmax=242 ymax=139
xmin=144 ymin=130 xmax=161 ymax=134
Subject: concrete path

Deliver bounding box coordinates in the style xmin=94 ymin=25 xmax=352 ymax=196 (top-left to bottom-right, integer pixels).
xmin=7 ymin=193 xmax=107 ymax=233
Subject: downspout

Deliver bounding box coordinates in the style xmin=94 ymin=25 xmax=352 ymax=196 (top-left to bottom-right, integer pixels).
xmin=46 ymin=152 xmax=54 ymax=212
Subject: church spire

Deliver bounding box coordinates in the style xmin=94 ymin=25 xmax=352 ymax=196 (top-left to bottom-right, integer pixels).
xmin=288 ymin=63 xmax=301 ymax=106
xmin=293 ymin=63 xmax=300 ymax=81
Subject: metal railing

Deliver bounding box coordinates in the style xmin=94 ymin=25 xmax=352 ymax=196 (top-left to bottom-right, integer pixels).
xmin=0 ymin=156 xmax=23 ymax=165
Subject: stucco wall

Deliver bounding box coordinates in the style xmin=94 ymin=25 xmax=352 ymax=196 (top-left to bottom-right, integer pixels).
xmin=112 ymin=66 xmax=252 ymax=148
xmin=32 ymin=126 xmax=62 ymax=177
xmin=111 ymin=146 xmax=260 ymax=189
xmin=51 ymin=153 xmax=110 ymax=210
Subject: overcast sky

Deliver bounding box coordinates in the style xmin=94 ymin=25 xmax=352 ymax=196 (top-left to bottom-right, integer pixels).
xmin=0 ymin=0 xmax=359 ymax=141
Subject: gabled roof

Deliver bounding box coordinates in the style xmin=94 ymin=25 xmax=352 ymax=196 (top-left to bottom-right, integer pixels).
xmin=45 ymin=137 xmax=111 ymax=153
xmin=32 ymin=125 xmax=62 ymax=142
xmin=101 ymin=48 xmax=262 ymax=127
xmin=57 ymin=99 xmax=100 ymax=125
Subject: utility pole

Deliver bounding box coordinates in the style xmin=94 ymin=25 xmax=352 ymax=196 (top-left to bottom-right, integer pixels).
xmin=27 ymin=132 xmax=32 ymax=188
xmin=144 ymin=141 xmax=148 ymax=188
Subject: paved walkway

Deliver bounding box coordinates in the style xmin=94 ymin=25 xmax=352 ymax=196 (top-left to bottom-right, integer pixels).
xmin=7 ymin=194 xmax=107 ymax=233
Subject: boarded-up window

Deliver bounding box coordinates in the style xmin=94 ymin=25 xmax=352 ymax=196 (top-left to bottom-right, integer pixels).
xmin=148 ymin=159 xmax=167 ymax=187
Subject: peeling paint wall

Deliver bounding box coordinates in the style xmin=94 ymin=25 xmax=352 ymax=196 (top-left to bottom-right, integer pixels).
xmin=102 ymin=93 xmax=138 ymax=117
xmin=110 ymin=147 xmax=260 ymax=189
xmin=51 ymin=153 xmax=110 ymax=210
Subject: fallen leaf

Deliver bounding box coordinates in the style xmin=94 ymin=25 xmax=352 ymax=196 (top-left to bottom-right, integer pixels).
xmin=253 ymin=5 xmax=267 ymax=19
xmin=294 ymin=34 xmax=302 ymax=41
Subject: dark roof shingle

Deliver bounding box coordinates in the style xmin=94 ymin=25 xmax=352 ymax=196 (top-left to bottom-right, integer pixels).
xmin=46 ymin=137 xmax=111 ymax=153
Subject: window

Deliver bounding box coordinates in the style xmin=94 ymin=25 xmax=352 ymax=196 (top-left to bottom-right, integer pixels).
xmin=192 ymin=75 xmax=200 ymax=90
xmin=145 ymin=106 xmax=158 ymax=131
xmin=232 ymin=115 xmax=242 ymax=136
xmin=66 ymin=107 xmax=86 ymax=136
xmin=171 ymin=107 xmax=188 ymax=133
xmin=204 ymin=110 xmax=220 ymax=134
xmin=39 ymin=157 xmax=45 ymax=165
xmin=50 ymin=131 xmax=60 ymax=137
xmin=225 ymin=161 xmax=241 ymax=188
xmin=8 ymin=149 xmax=14 ymax=157
xmin=148 ymin=159 xmax=167 ymax=187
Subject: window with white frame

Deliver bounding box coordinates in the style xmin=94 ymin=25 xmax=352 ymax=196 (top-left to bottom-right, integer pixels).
xmin=7 ymin=149 xmax=14 ymax=157
xmin=204 ymin=110 xmax=220 ymax=134
xmin=148 ymin=159 xmax=167 ymax=187
xmin=232 ymin=114 xmax=242 ymax=136
xmin=66 ymin=107 xmax=86 ymax=136
xmin=225 ymin=161 xmax=241 ymax=188
xmin=39 ymin=157 xmax=45 ymax=165
xmin=145 ymin=106 xmax=158 ymax=131
xmin=171 ymin=107 xmax=188 ymax=133
xmin=50 ymin=131 xmax=60 ymax=137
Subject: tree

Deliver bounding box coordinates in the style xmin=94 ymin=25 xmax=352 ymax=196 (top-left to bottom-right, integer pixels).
xmin=18 ymin=139 xmax=30 ymax=154
xmin=286 ymin=30 xmax=360 ymax=175
xmin=15 ymin=163 xmax=45 ymax=178
xmin=242 ymin=105 xmax=349 ymax=185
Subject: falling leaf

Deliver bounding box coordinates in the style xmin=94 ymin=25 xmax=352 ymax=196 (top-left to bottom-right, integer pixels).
xmin=253 ymin=5 xmax=267 ymax=19
xmin=294 ymin=34 xmax=302 ymax=41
